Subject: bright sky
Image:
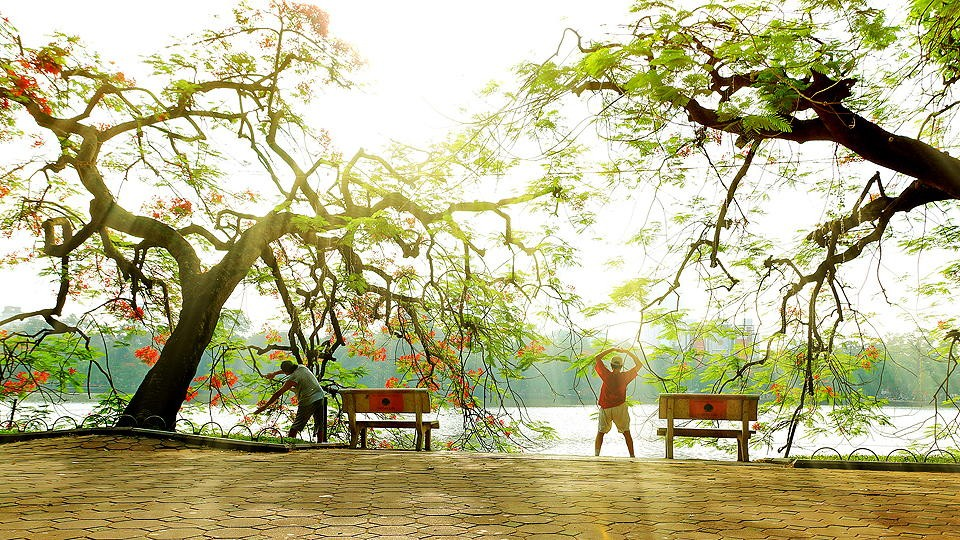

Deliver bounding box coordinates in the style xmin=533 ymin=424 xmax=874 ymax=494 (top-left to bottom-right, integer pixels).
xmin=2 ymin=1 xmax=630 ymax=148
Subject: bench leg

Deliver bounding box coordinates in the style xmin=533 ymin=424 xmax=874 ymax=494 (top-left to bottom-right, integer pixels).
xmin=665 ymin=418 xmax=674 ymax=459
xmin=425 ymin=428 xmax=432 ymax=451
xmin=360 ymin=427 xmax=368 ymax=449
xmin=347 ymin=412 xmax=359 ymax=448
xmin=736 ymin=435 xmax=750 ymax=462
xmin=415 ymin=429 xmax=423 ymax=451
xmin=740 ymin=419 xmax=750 ymax=462
xmin=349 ymin=428 xmax=359 ymax=449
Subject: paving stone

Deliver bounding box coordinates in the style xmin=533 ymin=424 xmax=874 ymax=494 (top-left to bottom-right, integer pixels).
xmin=3 ymin=434 xmax=960 ymax=539
xmin=414 ymin=516 xmax=465 ymax=526
xmin=86 ymin=529 xmax=147 ymax=540
xmin=466 ymin=524 xmax=520 ymax=536
xmin=418 ymin=525 xmax=469 ymax=536
xmin=366 ymin=524 xmax=421 ymax=536
xmin=146 ymin=528 xmax=208 ymax=539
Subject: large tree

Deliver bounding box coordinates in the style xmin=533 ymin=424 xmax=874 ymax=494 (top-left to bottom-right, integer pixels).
xmin=0 ymin=2 xmax=578 ymax=442
xmin=508 ymin=0 xmax=960 ymax=452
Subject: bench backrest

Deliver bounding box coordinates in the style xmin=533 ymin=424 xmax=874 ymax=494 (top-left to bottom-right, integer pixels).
xmin=339 ymin=388 xmax=432 ymax=415
xmin=659 ymin=393 xmax=759 ymax=421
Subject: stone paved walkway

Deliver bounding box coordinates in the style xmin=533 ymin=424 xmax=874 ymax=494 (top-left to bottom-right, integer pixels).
xmin=2 ymin=434 xmax=959 ymax=539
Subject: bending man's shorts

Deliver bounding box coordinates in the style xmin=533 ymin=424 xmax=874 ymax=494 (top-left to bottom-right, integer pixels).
xmin=597 ymin=402 xmax=631 ymax=434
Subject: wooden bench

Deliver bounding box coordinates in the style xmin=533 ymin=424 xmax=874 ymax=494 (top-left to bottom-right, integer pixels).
xmin=339 ymin=388 xmax=439 ymax=451
xmin=657 ymin=393 xmax=759 ymax=462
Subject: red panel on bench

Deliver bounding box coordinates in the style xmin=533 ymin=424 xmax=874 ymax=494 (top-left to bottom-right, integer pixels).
xmin=367 ymin=392 xmax=405 ymax=413
xmin=689 ymin=397 xmax=727 ymax=419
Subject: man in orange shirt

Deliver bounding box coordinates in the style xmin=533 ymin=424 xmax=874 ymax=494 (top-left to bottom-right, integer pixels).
xmin=594 ymin=347 xmax=642 ymax=457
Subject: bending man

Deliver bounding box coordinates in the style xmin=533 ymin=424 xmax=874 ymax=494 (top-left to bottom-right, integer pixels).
xmin=594 ymin=347 xmax=641 ymax=457
xmin=253 ymin=360 xmax=326 ymax=440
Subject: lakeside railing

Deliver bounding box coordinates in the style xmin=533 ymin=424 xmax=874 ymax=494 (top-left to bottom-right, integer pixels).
xmin=0 ymin=413 xmax=317 ymax=445
xmin=809 ymin=445 xmax=959 ymax=463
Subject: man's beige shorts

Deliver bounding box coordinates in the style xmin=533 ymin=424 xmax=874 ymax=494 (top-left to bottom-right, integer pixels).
xmin=598 ymin=403 xmax=631 ymax=434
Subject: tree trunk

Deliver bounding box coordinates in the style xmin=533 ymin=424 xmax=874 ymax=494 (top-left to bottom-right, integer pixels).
xmin=116 ymin=213 xmax=291 ymax=429
xmin=118 ymin=286 xmax=225 ymax=429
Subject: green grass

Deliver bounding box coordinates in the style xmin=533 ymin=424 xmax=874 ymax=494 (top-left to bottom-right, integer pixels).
xmin=214 ymin=431 xmax=309 ymax=445
xmin=794 ymin=451 xmax=960 ymax=464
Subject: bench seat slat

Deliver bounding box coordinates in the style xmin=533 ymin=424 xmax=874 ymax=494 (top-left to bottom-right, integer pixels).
xmin=656 ymin=427 xmax=755 ymax=438
xmin=356 ymin=419 xmax=441 ymax=429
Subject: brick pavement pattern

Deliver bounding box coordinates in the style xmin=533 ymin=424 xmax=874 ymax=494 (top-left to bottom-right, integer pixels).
xmin=2 ymin=435 xmax=959 ymax=539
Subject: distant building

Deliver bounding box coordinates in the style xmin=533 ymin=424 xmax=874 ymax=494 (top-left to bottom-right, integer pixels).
xmin=686 ymin=318 xmax=755 ymax=358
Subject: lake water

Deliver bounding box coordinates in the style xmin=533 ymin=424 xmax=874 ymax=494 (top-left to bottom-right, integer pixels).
xmin=3 ymin=400 xmax=956 ymax=460
xmin=518 ymin=405 xmax=957 ymax=460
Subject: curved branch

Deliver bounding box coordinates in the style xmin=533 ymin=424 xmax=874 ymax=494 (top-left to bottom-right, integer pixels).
xmin=684 ymin=98 xmax=832 ymax=142
xmin=806 ymin=177 xmax=954 ymax=247
xmin=179 ymin=223 xmax=233 ymax=251
xmin=710 ymin=140 xmax=758 ymax=266
xmin=260 ymin=246 xmax=308 ymax=363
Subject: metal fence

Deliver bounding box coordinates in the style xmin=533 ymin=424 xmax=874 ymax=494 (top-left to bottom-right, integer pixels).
xmin=809 ymin=446 xmax=959 ymax=463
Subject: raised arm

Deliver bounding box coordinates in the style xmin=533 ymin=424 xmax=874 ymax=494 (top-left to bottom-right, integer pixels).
xmin=252 ymin=379 xmax=296 ymax=414
xmin=263 ymin=369 xmax=285 ymax=380
xmin=594 ymin=347 xmax=620 ymax=361
xmin=621 ymin=349 xmax=642 ymax=372
xmin=594 ymin=347 xmax=620 ymax=374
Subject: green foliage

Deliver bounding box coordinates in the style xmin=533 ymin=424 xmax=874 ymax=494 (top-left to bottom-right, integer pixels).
xmin=910 ymin=0 xmax=960 ymax=80
xmin=1 ymin=332 xmax=91 ymax=397
xmin=581 ymin=47 xmax=623 ymax=78
xmin=740 ymin=114 xmax=793 ymax=134
xmin=0 ymin=330 xmax=92 ymax=427
xmin=608 ymin=277 xmax=654 ymax=307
